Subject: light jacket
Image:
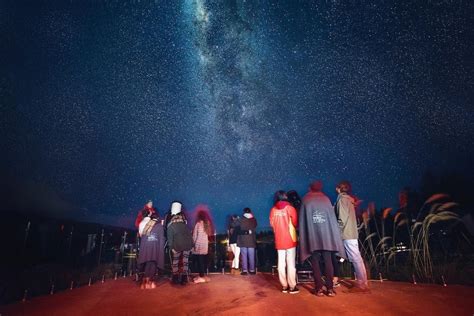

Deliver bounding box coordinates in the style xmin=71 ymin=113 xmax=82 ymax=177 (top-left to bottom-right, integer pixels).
xmin=336 ymin=193 xmax=358 ymax=240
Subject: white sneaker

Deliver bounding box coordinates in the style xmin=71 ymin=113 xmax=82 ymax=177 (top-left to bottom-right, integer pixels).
xmin=193 ymin=277 xmax=206 ymax=284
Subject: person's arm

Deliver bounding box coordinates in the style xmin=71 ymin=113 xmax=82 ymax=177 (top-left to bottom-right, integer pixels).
xmin=289 ymin=206 xmax=298 ymax=228
xmin=338 ymin=198 xmax=351 ymax=225
xmin=269 ymin=208 xmax=275 ymax=228
xmin=167 ymin=225 xmax=174 ymax=249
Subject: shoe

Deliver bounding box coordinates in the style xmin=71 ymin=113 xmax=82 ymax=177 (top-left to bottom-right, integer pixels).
xmin=249 ymin=271 xmax=256 ymax=275
xmin=313 ymin=288 xmax=325 ymax=297
xmin=289 ymin=287 xmax=300 ymax=294
xmin=193 ymin=277 xmax=206 ymax=284
xmin=281 ymin=287 xmax=288 ymax=293
xmin=326 ymin=289 xmax=336 ymax=297
xmin=241 ymin=271 xmax=248 ymax=275
xmin=348 ymin=286 xmax=371 ymax=294
xmin=333 ymin=281 xmax=341 ymax=288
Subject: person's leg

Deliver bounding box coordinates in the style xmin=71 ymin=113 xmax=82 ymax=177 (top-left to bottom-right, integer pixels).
xmin=310 ymin=251 xmax=324 ymax=292
xmin=332 ymin=252 xmax=340 ymax=285
xmin=248 ymin=247 xmax=256 ymax=273
xmin=344 ymin=239 xmax=368 ymax=288
xmin=321 ymin=251 xmax=334 ymax=291
xmin=230 ymin=244 xmax=236 ymax=268
xmin=171 ymin=250 xmax=180 ymax=275
xmin=198 ymin=255 xmax=205 ymax=277
xmin=287 ymin=247 xmax=297 ymax=290
xmin=180 ymin=250 xmax=190 ymax=285
xmin=235 ymin=245 xmax=240 ymax=269
xmin=241 ymin=247 xmax=248 ymax=273
xmin=277 ymin=249 xmax=288 ymax=289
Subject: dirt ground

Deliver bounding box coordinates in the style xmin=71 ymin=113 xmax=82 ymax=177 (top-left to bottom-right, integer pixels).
xmin=1 ymin=273 xmax=473 ymax=316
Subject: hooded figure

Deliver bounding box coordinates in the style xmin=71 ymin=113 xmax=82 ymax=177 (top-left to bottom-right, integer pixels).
xmin=299 ymin=190 xmax=346 ymax=262
xmin=299 ymin=181 xmax=346 ymax=296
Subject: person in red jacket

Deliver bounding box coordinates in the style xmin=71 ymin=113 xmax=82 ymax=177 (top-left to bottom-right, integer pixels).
xmin=270 ymin=190 xmax=299 ymax=294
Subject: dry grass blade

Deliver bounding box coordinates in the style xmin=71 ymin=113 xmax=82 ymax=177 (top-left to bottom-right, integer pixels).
xmin=397 ymin=218 xmax=408 ymax=227
xmin=364 ymin=232 xmax=378 ymax=243
xmin=382 ymin=208 xmax=392 ymax=219
xmin=394 ymin=212 xmax=405 ymax=224
xmin=424 ymin=193 xmax=449 ymax=205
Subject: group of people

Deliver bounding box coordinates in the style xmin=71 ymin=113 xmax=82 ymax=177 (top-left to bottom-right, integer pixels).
xmin=135 ymin=200 xmax=213 ymax=289
xmin=135 ymin=179 xmax=369 ymax=297
xmin=270 ymin=180 xmax=369 ymax=297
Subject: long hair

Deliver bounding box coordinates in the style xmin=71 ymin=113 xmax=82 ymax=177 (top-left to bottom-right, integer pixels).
xmin=196 ymin=210 xmax=213 ymax=236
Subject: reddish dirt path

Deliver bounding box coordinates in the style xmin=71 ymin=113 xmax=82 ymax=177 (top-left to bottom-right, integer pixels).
xmin=1 ymin=273 xmax=473 ymax=316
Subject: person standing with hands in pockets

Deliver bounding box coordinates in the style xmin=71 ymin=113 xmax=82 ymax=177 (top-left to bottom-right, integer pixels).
xmin=270 ymin=190 xmax=299 ymax=294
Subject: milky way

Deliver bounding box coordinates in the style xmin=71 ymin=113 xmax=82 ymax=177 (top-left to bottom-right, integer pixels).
xmin=1 ymin=1 xmax=473 ymax=230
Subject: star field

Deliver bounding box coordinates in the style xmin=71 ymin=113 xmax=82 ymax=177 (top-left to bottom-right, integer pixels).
xmin=1 ymin=0 xmax=473 ymax=230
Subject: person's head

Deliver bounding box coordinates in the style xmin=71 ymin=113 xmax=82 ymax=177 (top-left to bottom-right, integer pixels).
xmin=142 ymin=208 xmax=153 ymax=218
xmin=196 ymin=210 xmax=209 ymax=223
xmin=273 ymin=190 xmax=288 ymax=205
xmin=309 ymin=180 xmax=323 ymax=192
xmin=336 ymin=180 xmax=352 ymax=194
xmin=243 ymin=207 xmax=252 ymax=214
xmin=146 ymin=200 xmax=153 ymax=208
xmin=170 ymin=201 xmax=183 ymax=215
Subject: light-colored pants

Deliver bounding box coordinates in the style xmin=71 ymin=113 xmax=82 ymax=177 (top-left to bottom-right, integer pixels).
xmin=277 ymin=247 xmax=297 ymax=289
xmin=230 ymin=243 xmax=240 ymax=269
xmin=343 ymin=239 xmax=368 ymax=287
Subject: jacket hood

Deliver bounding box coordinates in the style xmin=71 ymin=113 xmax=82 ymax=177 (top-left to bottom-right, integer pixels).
xmin=275 ymin=201 xmax=291 ymax=210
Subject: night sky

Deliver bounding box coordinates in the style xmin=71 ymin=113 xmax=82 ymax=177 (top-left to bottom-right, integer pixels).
xmin=1 ymin=1 xmax=473 ymax=231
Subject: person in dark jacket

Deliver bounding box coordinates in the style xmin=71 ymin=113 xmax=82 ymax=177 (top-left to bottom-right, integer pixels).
xmin=167 ymin=201 xmax=193 ymax=285
xmin=228 ymin=215 xmax=241 ymax=272
xmin=137 ymin=209 xmax=165 ymax=289
xmin=237 ymin=207 xmax=257 ymax=275
xmin=299 ymin=181 xmax=346 ymax=297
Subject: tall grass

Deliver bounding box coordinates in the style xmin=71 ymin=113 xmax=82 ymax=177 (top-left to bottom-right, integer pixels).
xmin=359 ymin=193 xmax=467 ymax=283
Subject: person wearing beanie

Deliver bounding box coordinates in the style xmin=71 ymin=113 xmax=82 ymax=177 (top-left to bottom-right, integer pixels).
xmin=237 ymin=207 xmax=258 ymax=275
xmin=166 ymin=201 xmax=193 ymax=285
xmin=270 ymin=190 xmax=299 ymax=294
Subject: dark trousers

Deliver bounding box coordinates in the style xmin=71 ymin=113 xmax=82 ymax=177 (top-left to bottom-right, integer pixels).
xmin=195 ymin=254 xmax=207 ymax=277
xmin=332 ymin=253 xmax=340 ymax=278
xmin=311 ymin=250 xmax=334 ymax=290
xmin=144 ymin=261 xmax=157 ymax=279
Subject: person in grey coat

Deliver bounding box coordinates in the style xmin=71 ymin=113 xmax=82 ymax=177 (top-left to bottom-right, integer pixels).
xmin=237 ymin=208 xmax=257 ymax=275
xmin=299 ymin=181 xmax=346 ymax=297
